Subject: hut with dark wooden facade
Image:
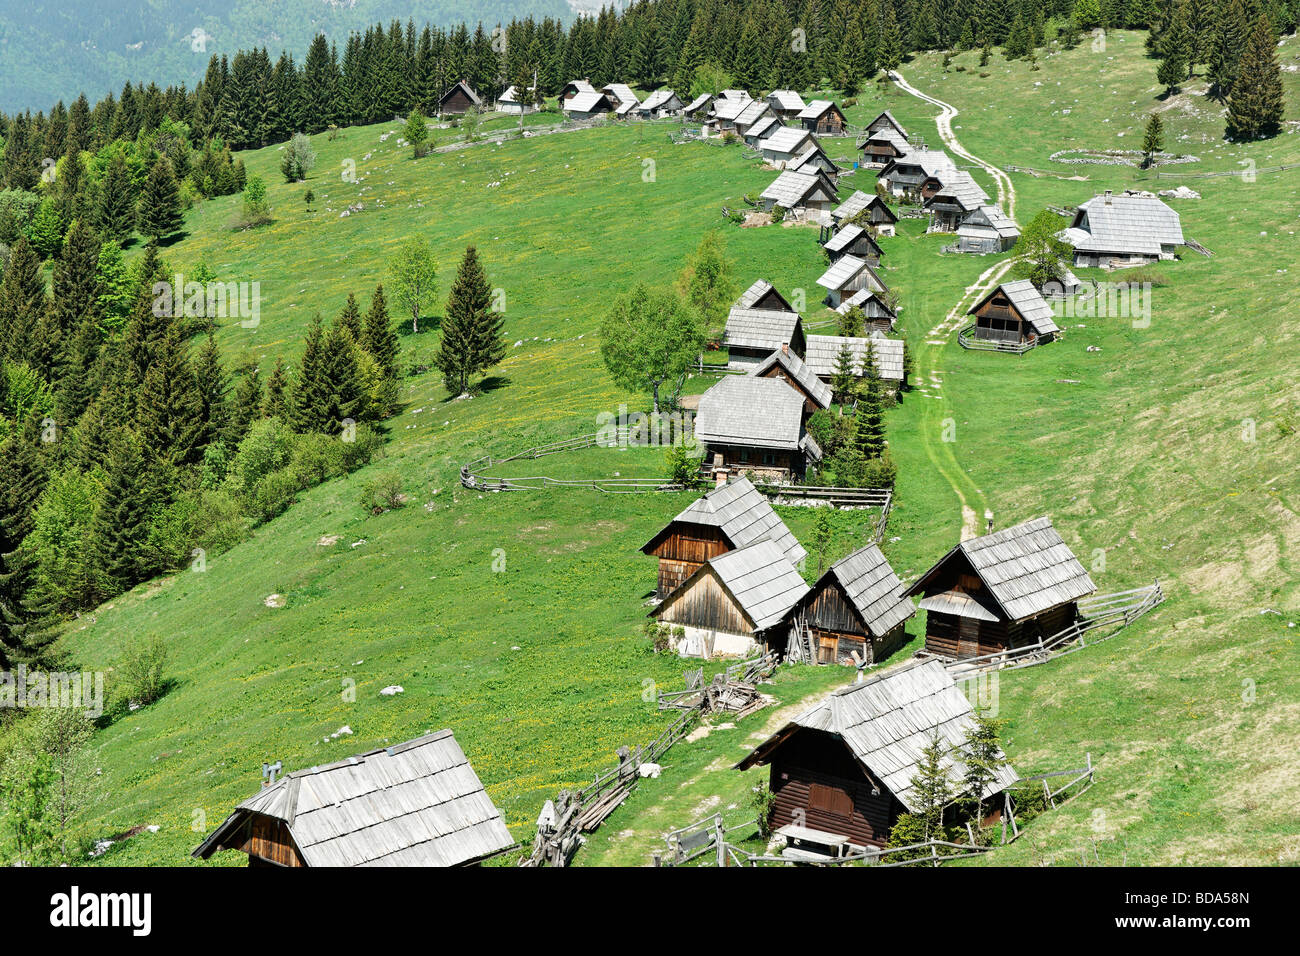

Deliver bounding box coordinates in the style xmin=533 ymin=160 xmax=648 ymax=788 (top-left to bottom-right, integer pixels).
xmin=637 ymin=89 xmax=684 ymax=118
xmin=766 ymin=90 xmax=807 ymax=120
xmin=759 ymin=170 xmax=838 ymax=225
xmin=822 ymin=223 xmax=884 ymax=264
xmin=833 ymin=289 xmax=896 ymax=329
xmin=693 ymin=375 xmax=821 ymax=483
xmin=560 ymin=79 xmax=595 ymax=102
xmin=798 ymin=544 xmax=915 ymax=666
xmin=879 ymin=149 xmax=956 ymax=200
xmin=652 ymin=539 xmax=809 ymax=658
xmin=723 ymin=298 xmax=805 ymax=369
xmin=966 ymin=279 xmax=1059 ymax=347
xmin=736 ymin=660 xmax=1019 ymax=851
xmin=438 ymin=80 xmax=482 ymax=116
xmin=641 ymin=475 xmax=806 ymax=600
xmin=787 ymin=142 xmax=840 ymax=179
xmin=563 ymin=89 xmax=617 ymax=121
xmin=922 ymin=170 xmax=990 ymax=232
xmin=905 ymin=516 xmax=1097 ymax=660
xmin=708 ymin=92 xmax=754 ymax=134
xmin=743 ymin=114 xmax=783 ymax=147
xmin=798 ymin=100 xmax=848 ymax=136
xmin=747 ymin=345 xmax=833 ymax=414
xmin=860 ymin=126 xmax=911 ymax=167
xmin=833 ymin=191 xmax=898 ymax=236
xmin=865 ymin=110 xmax=907 ymax=140
xmin=192 ymin=730 xmax=515 ymax=867
xmin=734 ymin=278 xmax=796 ymax=314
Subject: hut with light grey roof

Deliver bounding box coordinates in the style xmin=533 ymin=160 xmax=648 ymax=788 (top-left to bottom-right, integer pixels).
xmin=760 ymin=170 xmax=839 ymax=224
xmin=956 ymin=204 xmax=1020 ymax=253
xmin=1059 ymin=190 xmax=1185 ymax=268
xmin=822 ymin=223 xmax=884 ymax=264
xmin=905 ymin=516 xmax=1097 ymax=660
xmin=724 ymin=293 xmax=805 ymax=368
xmin=743 ymin=114 xmax=783 ymax=147
xmin=798 ymin=544 xmax=915 ymax=666
xmin=787 ymin=141 xmax=840 ymax=178
xmin=652 ymin=539 xmax=810 ymax=658
xmin=833 ymin=289 xmax=897 ymax=329
xmin=833 ymin=190 xmax=899 ymax=236
xmin=693 ymin=375 xmax=821 ymax=482
xmin=758 ymin=127 xmax=820 ymax=167
xmin=748 ymin=345 xmax=833 ymax=413
xmin=966 ymin=279 xmax=1059 ymax=347
xmin=805 ymin=332 xmax=905 ymax=393
xmin=683 ymin=92 xmax=713 ymax=119
xmin=637 ymin=89 xmax=683 ymax=118
xmin=816 ymin=254 xmax=888 ymax=309
xmin=923 ymin=169 xmax=991 ymax=232
xmin=192 ymin=730 xmax=514 ymax=867
xmin=798 ymin=99 xmax=848 ymax=136
xmin=563 ymin=89 xmax=616 ymax=120
xmin=736 ymin=659 xmax=1019 ymax=849
xmin=641 ymin=475 xmax=805 ymax=599
xmin=879 ymin=149 xmax=956 ymax=199
xmin=766 ymin=90 xmax=807 ymax=120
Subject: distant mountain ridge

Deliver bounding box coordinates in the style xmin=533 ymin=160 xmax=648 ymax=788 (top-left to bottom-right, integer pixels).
xmin=0 ymin=0 xmax=572 ymax=112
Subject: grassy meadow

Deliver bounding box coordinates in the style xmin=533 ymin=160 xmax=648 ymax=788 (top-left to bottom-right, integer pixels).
xmin=41 ymin=31 xmax=1300 ymax=866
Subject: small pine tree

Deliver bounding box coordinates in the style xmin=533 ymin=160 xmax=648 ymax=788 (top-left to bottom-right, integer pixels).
xmin=853 ymin=340 xmax=887 ymax=460
xmin=961 ymin=713 xmax=1008 ymax=827
xmin=1141 ymin=112 xmax=1164 ymax=167
xmin=290 ymin=314 xmax=330 ymax=433
xmin=363 ymin=284 xmax=400 ymax=380
xmin=262 ymin=358 xmax=290 ymax=421
xmin=337 ymin=292 xmax=363 ymax=341
xmin=910 ymin=730 xmax=954 ymax=841
xmin=831 ymin=343 xmax=858 ymax=405
xmin=436 ymin=245 xmax=503 ymax=395
xmin=404 ymin=107 xmax=430 ymax=157
xmin=87 ymin=429 xmax=152 ymax=600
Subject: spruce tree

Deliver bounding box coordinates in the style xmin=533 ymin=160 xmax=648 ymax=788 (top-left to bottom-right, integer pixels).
xmin=0 ymin=239 xmax=50 ymax=361
xmin=1141 ymin=112 xmax=1164 ymax=167
xmin=0 ymin=426 xmax=49 ymax=669
xmin=193 ymin=332 xmax=231 ymax=453
xmin=436 ymin=245 xmax=503 ymax=395
xmin=136 ymin=325 xmax=204 ymax=487
xmin=263 ymin=358 xmax=291 ymax=421
xmin=290 ymin=313 xmax=331 ymax=433
xmin=1207 ymin=0 xmax=1249 ymax=101
xmin=323 ymin=321 xmax=364 ymax=432
xmin=363 ymin=283 xmax=400 ymax=380
xmin=853 ymin=340 xmax=887 ymax=460
xmin=51 ymin=219 xmax=103 ymax=339
xmin=87 ymin=429 xmax=152 ymax=601
xmin=910 ymin=731 xmax=954 ymax=841
xmin=337 ymin=292 xmax=363 ymax=341
xmin=93 ymin=150 xmax=137 ymax=242
xmin=228 ymin=366 xmax=263 ymax=445
xmin=1226 ymin=15 xmax=1285 ymax=140
xmin=961 ymin=713 xmax=1007 ymax=826
xmin=138 ymin=157 xmax=183 ymax=241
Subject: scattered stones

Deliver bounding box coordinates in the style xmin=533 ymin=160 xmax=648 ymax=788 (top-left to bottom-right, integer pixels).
xmin=264 ymin=594 xmax=286 ymax=608
xmin=380 ymin=685 xmax=404 ymax=697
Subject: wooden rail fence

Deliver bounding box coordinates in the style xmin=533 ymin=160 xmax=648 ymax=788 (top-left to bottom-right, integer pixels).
xmin=957 ymin=323 xmax=1039 ymax=354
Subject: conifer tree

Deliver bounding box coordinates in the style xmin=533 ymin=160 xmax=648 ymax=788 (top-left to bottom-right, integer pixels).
xmin=0 ymin=240 xmax=50 ymax=362
xmin=193 ymin=332 xmax=230 ymax=453
xmin=290 ymin=314 xmax=331 ymax=433
xmin=323 ymin=321 xmax=364 ymax=432
xmin=1141 ymin=112 xmax=1165 ymax=167
xmin=0 ymin=425 xmax=49 ymax=669
xmin=138 ymin=157 xmax=183 ymax=241
xmin=263 ymin=358 xmax=290 ymax=421
xmin=93 ymin=150 xmax=137 ymax=242
xmin=337 ymin=292 xmax=363 ymax=341
xmin=136 ymin=326 xmax=203 ymax=483
xmin=51 ymin=220 xmax=103 ymax=339
xmin=910 ymin=730 xmax=954 ymax=841
xmin=363 ymin=284 xmax=400 ymax=380
xmin=853 ymin=340 xmax=887 ymax=459
xmin=1226 ymin=15 xmax=1285 ymax=140
xmin=436 ymin=246 xmax=503 ymax=396
xmin=961 ymin=713 xmax=1008 ymax=826
xmin=87 ymin=429 xmax=151 ymax=601
xmin=228 ymin=365 xmax=263 ymax=445
xmin=1207 ymin=0 xmax=1249 ymax=101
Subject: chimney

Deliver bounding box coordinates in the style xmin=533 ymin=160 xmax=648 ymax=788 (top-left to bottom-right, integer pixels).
xmin=781 ymin=343 xmax=789 ymax=354
xmin=715 ymin=470 xmax=728 ymax=489
xmin=1103 ymin=189 xmax=1113 ymax=205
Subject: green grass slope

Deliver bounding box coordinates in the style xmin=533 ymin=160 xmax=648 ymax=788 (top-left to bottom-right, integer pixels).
xmin=55 ymin=32 xmax=1300 ymax=866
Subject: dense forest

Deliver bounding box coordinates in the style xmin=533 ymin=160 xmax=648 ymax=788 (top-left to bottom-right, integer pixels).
xmin=0 ymin=0 xmax=1293 ymax=669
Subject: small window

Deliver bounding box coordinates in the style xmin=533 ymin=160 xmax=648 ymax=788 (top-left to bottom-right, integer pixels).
xmin=809 ymin=783 xmax=853 ymax=818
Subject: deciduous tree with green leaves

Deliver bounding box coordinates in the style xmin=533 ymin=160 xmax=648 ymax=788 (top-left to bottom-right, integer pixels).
xmin=598 ymin=284 xmax=704 ymax=414
xmin=387 ymin=236 xmax=438 ymax=334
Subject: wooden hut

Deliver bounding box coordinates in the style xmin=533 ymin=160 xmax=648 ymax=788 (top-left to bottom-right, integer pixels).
xmin=641 ymin=475 xmax=806 ymax=600
xmin=192 ymin=730 xmax=514 ymax=867
xmin=638 ymin=89 xmax=683 ymax=118
xmin=923 ymin=170 xmax=990 ymax=232
xmin=734 ymin=278 xmax=796 ymax=314
xmin=832 ymin=191 xmax=899 ymax=236
xmin=804 ymin=331 xmax=904 ymax=393
xmin=865 ymin=110 xmax=907 ymax=140
xmin=787 ymin=142 xmax=840 ymax=179
xmin=905 ymin=516 xmax=1096 ymax=660
xmin=652 ymin=539 xmax=809 ymax=658
xmin=743 ymin=114 xmax=783 ymax=147
xmin=822 ymin=223 xmax=884 ymax=264
xmin=560 ymin=79 xmax=595 ymax=102
xmin=832 ymin=289 xmax=897 ymax=328
xmin=956 ymin=204 xmax=1020 ymax=253
xmin=439 ymin=80 xmax=482 ymax=116
xmin=708 ymin=93 xmax=754 ymax=134
xmin=733 ymin=99 xmax=774 ymax=137
xmin=498 ymin=85 xmax=538 ymax=114
xmin=759 ymin=170 xmax=839 ymax=224
xmin=736 ymin=659 xmax=1019 ymax=850
xmin=693 ymin=375 xmax=821 ymax=483
xmin=798 ymin=544 xmax=915 ymax=665
xmin=683 ymin=92 xmax=714 ymax=120
xmin=860 ymin=126 xmax=911 ymax=167
xmin=798 ymin=100 xmax=848 ymax=136
xmin=816 ymin=254 xmax=887 ymax=309
xmin=879 ymin=149 xmax=956 ymax=200
xmin=1059 ymin=190 xmax=1185 ymax=268
xmin=747 ymin=345 xmax=833 ymax=414
xmin=766 ymin=90 xmax=807 ymax=120
xmin=965 ymin=279 xmax=1059 ymax=347
xmin=723 ymin=295 xmax=805 ymax=368
xmin=601 ymin=83 xmax=639 ymax=110
xmin=758 ymin=127 xmax=820 ymax=168
xmin=563 ymin=89 xmax=616 ymax=120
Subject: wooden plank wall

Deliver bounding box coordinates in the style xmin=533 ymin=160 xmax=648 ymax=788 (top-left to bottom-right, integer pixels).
xmin=657 ymin=569 xmax=752 ymax=635
xmin=768 ymin=731 xmax=899 ymax=847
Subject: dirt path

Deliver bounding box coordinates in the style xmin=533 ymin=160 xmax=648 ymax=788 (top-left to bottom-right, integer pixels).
xmin=889 ymin=71 xmax=1023 ymax=541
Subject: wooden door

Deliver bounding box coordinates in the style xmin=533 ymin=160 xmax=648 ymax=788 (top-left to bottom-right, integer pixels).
xmin=818 ymin=634 xmax=838 ymax=665
xmin=957 ymin=617 xmax=981 ymax=658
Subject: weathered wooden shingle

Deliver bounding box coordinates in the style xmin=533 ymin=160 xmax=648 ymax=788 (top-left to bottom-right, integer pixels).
xmin=724 ymin=306 xmax=801 ymax=350
xmin=816 ymin=254 xmax=885 ymax=294
xmin=647 ymin=475 xmax=806 ymax=565
xmin=748 ymin=347 xmax=834 ymax=408
xmin=738 ymin=659 xmax=1018 ymax=811
xmin=759 ymin=126 xmax=816 ymax=156
xmin=761 ymin=170 xmax=836 ymax=208
xmin=767 ymin=90 xmax=807 ymax=112
xmin=804 ymin=333 xmax=904 ymax=381
xmin=193 ymin=730 xmax=514 ymax=867
xmin=1060 ymin=193 xmax=1184 ymax=256
xmin=694 ymin=376 xmax=806 ymax=450
xmin=826 ymin=544 xmax=916 ymax=637
xmin=970 ymin=279 xmax=1059 ymax=336
xmin=708 ymin=540 xmax=810 ymax=629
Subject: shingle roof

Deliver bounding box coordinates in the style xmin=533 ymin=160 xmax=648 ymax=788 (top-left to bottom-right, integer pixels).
xmin=798 ymin=99 xmax=839 ymax=120
xmin=694 ymin=375 xmax=807 ymax=450
xmin=639 ymin=89 xmax=679 ymax=111
xmin=970 ymin=279 xmax=1059 ymax=336
xmin=768 ymin=90 xmax=806 ymax=111
xmin=737 ymin=659 xmax=1019 ymax=811
xmin=719 ymin=89 xmax=749 ymax=101
xmin=602 ymin=83 xmax=638 ymax=106
xmin=866 ymin=110 xmax=907 ymax=138
xmin=712 ymin=94 xmax=754 ymax=121
xmin=924 ymin=169 xmax=990 ymax=209
xmin=864 ymin=126 xmax=910 ymax=152
xmin=645 ymin=475 xmax=806 ymax=565
xmin=833 ymin=190 xmax=874 ymax=221
xmin=822 ymin=544 xmax=916 ymax=637
xmin=788 ymin=143 xmax=836 ymax=174
xmin=816 ymin=254 xmax=882 ymax=292
xmin=761 ymin=170 xmax=835 ymax=208
xmin=833 ymin=287 xmax=895 ymax=320
xmin=748 ymin=347 xmax=833 ymax=409
xmin=1060 ymin=193 xmax=1184 ymax=256
xmin=193 ymin=731 xmax=514 ymax=867
xmin=564 ymin=79 xmax=595 ymax=95
xmin=759 ymin=126 xmax=816 ymax=156
xmin=883 ymin=148 xmax=956 ymax=180
xmin=704 ymin=540 xmax=810 ymax=629
xmin=960 ymin=204 xmax=1020 ymax=239
xmin=500 ymin=85 xmax=536 ymax=104
xmin=823 ymin=223 xmax=882 ymax=257
xmin=906 ymin=516 xmax=1096 ymax=621
xmin=684 ymin=93 xmax=713 ymax=113
xmin=735 ymin=278 xmax=791 ymax=312
xmin=565 ymin=90 xmax=613 ymax=114
xmin=441 ymin=80 xmax=482 ymax=107
xmin=745 ymin=115 xmax=782 ymax=141
xmin=614 ymin=99 xmax=638 ymax=116
xmin=724 ymin=306 xmax=801 ymax=350
xmin=804 ymin=333 xmax=904 ymax=381
xmin=735 ymin=99 xmax=772 ymax=127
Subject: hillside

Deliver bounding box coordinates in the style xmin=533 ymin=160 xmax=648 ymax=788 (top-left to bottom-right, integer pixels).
xmin=51 ymin=32 xmax=1300 ymax=867
xmin=0 ymin=0 xmax=570 ymax=112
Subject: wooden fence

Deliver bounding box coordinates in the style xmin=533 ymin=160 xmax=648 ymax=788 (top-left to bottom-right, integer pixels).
xmin=957 ymin=324 xmax=1039 ymax=354
xmin=942 ymin=581 xmax=1165 ymax=677
xmin=523 ymin=653 xmax=779 ymax=867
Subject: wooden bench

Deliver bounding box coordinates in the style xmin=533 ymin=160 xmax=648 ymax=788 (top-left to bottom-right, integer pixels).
xmin=776 ymin=823 xmax=851 ymax=861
